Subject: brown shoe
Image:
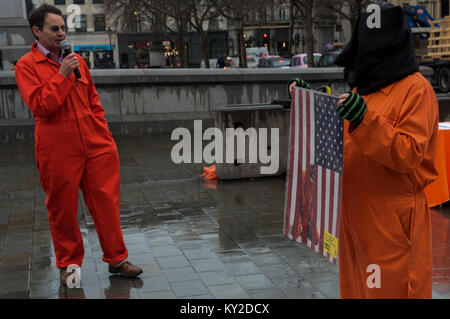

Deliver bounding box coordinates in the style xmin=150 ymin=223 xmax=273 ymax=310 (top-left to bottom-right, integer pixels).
xmin=60 ymin=268 xmax=68 ymax=287
xmin=108 ymin=261 xmax=143 ymax=278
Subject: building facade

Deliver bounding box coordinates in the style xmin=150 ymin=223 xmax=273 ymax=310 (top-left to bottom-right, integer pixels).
xmin=111 ymin=1 xmax=351 ymax=68
xmin=238 ymin=1 xmax=351 ymax=58
xmin=0 ymin=0 xmax=35 ymax=70
xmin=5 ymin=0 xmax=358 ymax=68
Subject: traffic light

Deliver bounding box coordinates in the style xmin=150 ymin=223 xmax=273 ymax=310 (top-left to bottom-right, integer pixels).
xmin=263 ymin=33 xmax=269 ymax=48
xmin=261 ymin=32 xmax=269 ymax=49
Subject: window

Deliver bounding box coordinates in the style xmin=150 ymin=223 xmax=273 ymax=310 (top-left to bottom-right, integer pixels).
xmin=259 ymin=8 xmax=267 ymax=21
xmin=429 ymin=3 xmax=435 ymax=18
xmin=303 ymin=55 xmax=321 ymax=65
xmin=209 ymin=18 xmax=219 ymax=31
xmin=73 ymin=0 xmax=85 ymax=4
xmin=54 ymin=0 xmax=65 ymax=5
xmin=93 ymin=0 xmax=104 ymax=3
xmin=94 ymin=14 xmax=106 ymax=31
xmin=75 ymin=14 xmax=87 ymax=32
xmin=279 ymin=7 xmax=286 ymax=20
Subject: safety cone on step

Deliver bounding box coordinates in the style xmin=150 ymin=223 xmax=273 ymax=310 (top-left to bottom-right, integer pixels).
xmin=201 ymin=165 xmax=217 ymax=189
xmin=201 ymin=165 xmax=217 ymax=180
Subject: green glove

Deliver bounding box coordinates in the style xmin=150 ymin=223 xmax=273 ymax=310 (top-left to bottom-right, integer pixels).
xmin=337 ymin=91 xmax=367 ymax=128
xmin=288 ymin=78 xmax=311 ymax=98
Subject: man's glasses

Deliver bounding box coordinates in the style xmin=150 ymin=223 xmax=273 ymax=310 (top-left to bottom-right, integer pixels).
xmin=48 ymin=25 xmax=66 ymax=33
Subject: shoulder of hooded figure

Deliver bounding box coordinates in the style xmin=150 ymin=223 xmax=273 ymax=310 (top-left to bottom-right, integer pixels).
xmin=387 ymin=72 xmax=428 ymax=93
xmin=400 ymin=72 xmax=434 ymax=95
xmin=411 ymin=72 xmax=434 ymax=89
xmin=390 ymin=73 xmax=438 ymax=119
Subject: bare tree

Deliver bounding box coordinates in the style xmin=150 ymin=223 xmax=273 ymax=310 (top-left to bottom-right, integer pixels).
xmin=291 ymin=0 xmax=315 ymax=67
xmin=288 ymin=2 xmax=300 ymax=56
xmin=104 ymin=0 xmax=141 ymax=32
xmin=104 ymin=0 xmax=191 ymax=67
xmin=158 ymin=0 xmax=192 ymax=67
xmin=213 ymin=0 xmax=264 ymax=68
xmin=185 ymin=0 xmax=221 ymax=68
xmin=321 ymin=0 xmax=372 ymax=31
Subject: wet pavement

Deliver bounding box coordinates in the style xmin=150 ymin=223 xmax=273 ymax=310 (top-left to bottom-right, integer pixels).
xmin=0 ymin=134 xmax=448 ymax=299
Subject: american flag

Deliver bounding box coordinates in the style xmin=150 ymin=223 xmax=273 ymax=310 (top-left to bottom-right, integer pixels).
xmin=283 ymin=87 xmax=343 ymax=264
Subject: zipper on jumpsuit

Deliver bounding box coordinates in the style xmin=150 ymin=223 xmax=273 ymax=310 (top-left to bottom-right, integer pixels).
xmin=51 ymin=58 xmax=87 ymax=158
xmin=69 ymin=93 xmax=88 ymax=159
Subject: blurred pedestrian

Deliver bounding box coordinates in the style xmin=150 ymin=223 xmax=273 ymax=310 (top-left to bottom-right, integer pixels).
xmin=216 ymin=56 xmax=226 ymax=68
xmin=10 ymin=60 xmax=17 ymax=71
xmin=14 ymin=4 xmax=142 ymax=286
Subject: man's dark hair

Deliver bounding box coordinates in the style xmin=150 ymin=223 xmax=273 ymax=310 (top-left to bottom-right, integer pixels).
xmin=28 ymin=4 xmax=63 ymax=39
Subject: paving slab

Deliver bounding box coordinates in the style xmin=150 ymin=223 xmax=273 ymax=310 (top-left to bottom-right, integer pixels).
xmin=0 ymin=135 xmax=447 ymax=299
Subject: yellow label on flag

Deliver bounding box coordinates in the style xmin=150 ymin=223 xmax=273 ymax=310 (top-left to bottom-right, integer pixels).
xmin=323 ymin=230 xmax=338 ymax=259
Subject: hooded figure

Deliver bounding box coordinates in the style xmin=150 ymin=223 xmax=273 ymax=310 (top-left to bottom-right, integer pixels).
xmin=335 ymin=3 xmax=419 ymax=95
xmin=334 ymin=4 xmax=439 ymax=298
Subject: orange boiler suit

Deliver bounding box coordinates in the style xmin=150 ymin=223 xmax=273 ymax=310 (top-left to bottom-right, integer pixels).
xmin=339 ymin=72 xmax=439 ymax=298
xmin=15 ymin=43 xmax=128 ymax=268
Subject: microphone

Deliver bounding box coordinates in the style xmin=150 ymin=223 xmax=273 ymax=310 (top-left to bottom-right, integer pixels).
xmin=60 ymin=39 xmax=81 ymax=79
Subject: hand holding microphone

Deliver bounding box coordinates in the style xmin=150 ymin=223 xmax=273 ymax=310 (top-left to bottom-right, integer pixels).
xmin=59 ymin=40 xmax=81 ymax=79
xmin=59 ymin=52 xmax=79 ymax=78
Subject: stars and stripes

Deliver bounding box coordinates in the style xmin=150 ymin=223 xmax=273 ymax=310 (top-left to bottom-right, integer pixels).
xmin=284 ymin=88 xmax=344 ymax=264
xmin=315 ymin=94 xmax=344 ymax=174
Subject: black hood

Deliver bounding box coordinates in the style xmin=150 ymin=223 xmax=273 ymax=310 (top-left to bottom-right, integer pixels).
xmin=334 ymin=4 xmax=419 ymax=95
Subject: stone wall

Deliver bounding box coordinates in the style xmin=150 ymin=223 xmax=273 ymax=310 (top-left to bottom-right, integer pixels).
xmin=0 ymin=67 xmax=441 ymax=141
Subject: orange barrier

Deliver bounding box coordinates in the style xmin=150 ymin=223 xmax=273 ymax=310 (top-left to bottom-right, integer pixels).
xmin=424 ymin=124 xmax=450 ymax=207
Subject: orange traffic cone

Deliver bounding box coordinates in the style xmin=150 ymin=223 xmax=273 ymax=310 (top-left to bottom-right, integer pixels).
xmin=201 ymin=165 xmax=217 ymax=189
xmin=201 ymin=165 xmax=217 ymax=180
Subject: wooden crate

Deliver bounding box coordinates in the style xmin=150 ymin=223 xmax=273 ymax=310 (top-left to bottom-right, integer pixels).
xmin=418 ymin=55 xmax=434 ymax=62
xmin=427 ymin=17 xmax=450 ymax=58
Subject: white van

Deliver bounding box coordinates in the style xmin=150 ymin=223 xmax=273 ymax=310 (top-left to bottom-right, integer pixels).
xmin=246 ymin=47 xmax=269 ymax=58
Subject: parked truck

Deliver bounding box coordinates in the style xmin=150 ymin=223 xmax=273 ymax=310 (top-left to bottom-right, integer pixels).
xmin=404 ymin=5 xmax=450 ymax=92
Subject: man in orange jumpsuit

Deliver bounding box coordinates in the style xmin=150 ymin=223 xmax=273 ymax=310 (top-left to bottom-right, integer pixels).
xmin=15 ymin=4 xmax=142 ymax=285
xmin=333 ymin=4 xmax=438 ymax=298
